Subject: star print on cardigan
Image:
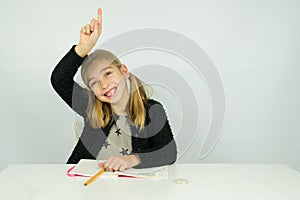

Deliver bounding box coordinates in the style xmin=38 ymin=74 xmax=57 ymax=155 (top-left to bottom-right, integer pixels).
xmin=115 ymin=128 xmax=122 ymax=136
xmin=102 ymin=140 xmax=110 ymax=149
xmin=120 ymin=148 xmax=129 ymax=155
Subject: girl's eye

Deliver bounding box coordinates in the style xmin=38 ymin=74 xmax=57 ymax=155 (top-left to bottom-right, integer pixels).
xmin=90 ymin=81 xmax=98 ymax=88
xmin=105 ymin=71 xmax=112 ymax=77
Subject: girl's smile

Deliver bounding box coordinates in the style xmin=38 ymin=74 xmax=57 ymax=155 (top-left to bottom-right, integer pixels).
xmin=104 ymin=86 xmax=117 ymax=98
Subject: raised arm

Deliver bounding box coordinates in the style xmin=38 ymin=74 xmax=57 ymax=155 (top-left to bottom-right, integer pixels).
xmin=50 ymin=8 xmax=103 ymax=117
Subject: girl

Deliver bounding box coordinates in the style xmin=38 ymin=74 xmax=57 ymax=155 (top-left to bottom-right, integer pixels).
xmin=51 ymin=8 xmax=177 ymax=172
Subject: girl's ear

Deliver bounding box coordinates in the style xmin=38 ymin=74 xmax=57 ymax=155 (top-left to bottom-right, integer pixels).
xmin=120 ymin=64 xmax=130 ymax=78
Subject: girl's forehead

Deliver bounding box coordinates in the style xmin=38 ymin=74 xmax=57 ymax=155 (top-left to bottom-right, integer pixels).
xmin=86 ymin=60 xmax=115 ymax=79
xmin=87 ymin=59 xmax=114 ymax=74
xmin=90 ymin=59 xmax=113 ymax=69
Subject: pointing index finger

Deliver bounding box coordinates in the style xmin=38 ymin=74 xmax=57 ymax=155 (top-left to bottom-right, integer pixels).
xmin=97 ymin=8 xmax=102 ymax=23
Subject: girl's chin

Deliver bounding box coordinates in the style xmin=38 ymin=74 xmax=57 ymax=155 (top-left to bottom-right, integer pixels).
xmin=95 ymin=96 xmax=110 ymax=103
xmin=99 ymin=95 xmax=118 ymax=104
xmin=100 ymin=97 xmax=113 ymax=103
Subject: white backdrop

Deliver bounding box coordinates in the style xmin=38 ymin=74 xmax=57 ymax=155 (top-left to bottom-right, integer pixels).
xmin=0 ymin=0 xmax=299 ymax=172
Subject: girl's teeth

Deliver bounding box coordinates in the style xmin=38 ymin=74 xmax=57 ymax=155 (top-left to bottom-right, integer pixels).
xmin=105 ymin=87 xmax=116 ymax=97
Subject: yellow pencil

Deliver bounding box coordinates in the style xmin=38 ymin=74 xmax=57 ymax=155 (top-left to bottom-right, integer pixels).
xmin=84 ymin=168 xmax=106 ymax=186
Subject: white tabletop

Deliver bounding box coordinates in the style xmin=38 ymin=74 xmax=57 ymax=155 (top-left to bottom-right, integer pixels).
xmin=0 ymin=163 xmax=300 ymax=200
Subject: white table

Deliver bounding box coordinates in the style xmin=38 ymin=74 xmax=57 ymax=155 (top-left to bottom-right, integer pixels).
xmin=0 ymin=163 xmax=300 ymax=200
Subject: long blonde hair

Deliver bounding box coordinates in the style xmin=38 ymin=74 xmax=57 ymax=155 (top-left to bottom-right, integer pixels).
xmin=81 ymin=49 xmax=151 ymax=130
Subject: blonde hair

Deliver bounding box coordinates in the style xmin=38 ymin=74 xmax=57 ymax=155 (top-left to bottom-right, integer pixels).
xmin=81 ymin=49 xmax=151 ymax=130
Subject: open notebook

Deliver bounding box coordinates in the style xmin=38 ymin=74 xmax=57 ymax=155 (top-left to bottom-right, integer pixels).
xmin=67 ymin=159 xmax=168 ymax=179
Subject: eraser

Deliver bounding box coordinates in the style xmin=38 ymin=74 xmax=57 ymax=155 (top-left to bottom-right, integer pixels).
xmin=172 ymin=178 xmax=189 ymax=184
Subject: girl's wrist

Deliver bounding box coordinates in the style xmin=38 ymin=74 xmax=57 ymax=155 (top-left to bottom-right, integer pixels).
xmin=75 ymin=44 xmax=89 ymax=58
xmin=130 ymin=155 xmax=141 ymax=167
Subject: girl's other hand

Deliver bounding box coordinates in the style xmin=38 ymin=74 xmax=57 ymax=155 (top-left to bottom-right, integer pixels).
xmin=75 ymin=8 xmax=103 ymax=57
xmin=98 ymin=155 xmax=141 ymax=172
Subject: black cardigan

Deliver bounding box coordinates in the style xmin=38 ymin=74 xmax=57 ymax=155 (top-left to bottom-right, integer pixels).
xmin=50 ymin=45 xmax=177 ymax=168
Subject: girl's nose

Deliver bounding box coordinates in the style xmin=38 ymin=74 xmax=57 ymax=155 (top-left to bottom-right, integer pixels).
xmin=98 ymin=79 xmax=108 ymax=89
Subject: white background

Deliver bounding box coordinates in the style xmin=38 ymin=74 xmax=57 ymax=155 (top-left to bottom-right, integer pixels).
xmin=0 ymin=0 xmax=299 ymax=171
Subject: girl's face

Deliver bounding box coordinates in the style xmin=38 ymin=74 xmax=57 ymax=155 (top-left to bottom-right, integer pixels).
xmin=86 ymin=60 xmax=130 ymax=105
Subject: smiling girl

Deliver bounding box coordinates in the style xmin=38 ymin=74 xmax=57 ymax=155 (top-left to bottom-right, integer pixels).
xmin=50 ymin=8 xmax=177 ymax=172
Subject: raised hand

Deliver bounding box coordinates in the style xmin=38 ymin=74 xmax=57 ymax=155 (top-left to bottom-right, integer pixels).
xmin=75 ymin=8 xmax=103 ymax=57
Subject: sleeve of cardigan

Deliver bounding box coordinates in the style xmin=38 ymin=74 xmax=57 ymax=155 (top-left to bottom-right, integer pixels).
xmin=132 ymin=101 xmax=178 ymax=168
xmin=66 ymin=139 xmax=95 ymax=164
xmin=50 ymin=45 xmax=90 ymax=117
